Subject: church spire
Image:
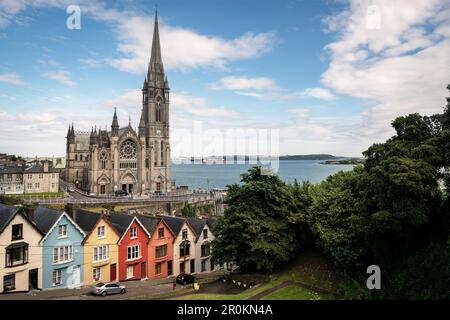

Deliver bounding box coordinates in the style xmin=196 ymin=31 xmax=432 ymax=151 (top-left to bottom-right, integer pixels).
xmin=111 ymin=107 xmax=119 ymax=137
xmin=148 ymin=10 xmax=165 ymax=83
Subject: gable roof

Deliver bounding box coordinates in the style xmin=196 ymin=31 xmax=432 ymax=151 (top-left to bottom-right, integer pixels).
xmin=0 ymin=204 xmax=44 ymax=236
xmin=186 ymin=218 xmax=207 ymax=240
xmin=0 ymin=203 xmax=19 ymax=233
xmin=81 ymin=213 xmax=121 ymax=244
xmin=108 ymin=212 xmax=134 ymax=236
xmin=161 ymin=215 xmax=187 ymax=237
xmin=71 ymin=209 xmax=101 ymax=233
xmin=136 ymin=214 xmax=161 ymax=235
xmin=33 ymin=206 xmax=63 ymax=234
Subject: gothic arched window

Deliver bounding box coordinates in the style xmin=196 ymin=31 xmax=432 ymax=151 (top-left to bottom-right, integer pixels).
xmin=161 ymin=141 xmax=164 ymax=166
xmin=99 ymin=152 xmax=108 ymax=170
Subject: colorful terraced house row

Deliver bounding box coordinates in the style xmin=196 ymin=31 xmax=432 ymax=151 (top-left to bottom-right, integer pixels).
xmin=0 ymin=203 xmax=218 ymax=293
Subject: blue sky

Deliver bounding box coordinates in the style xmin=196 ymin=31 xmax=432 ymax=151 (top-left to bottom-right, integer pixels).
xmin=0 ymin=0 xmax=449 ymax=157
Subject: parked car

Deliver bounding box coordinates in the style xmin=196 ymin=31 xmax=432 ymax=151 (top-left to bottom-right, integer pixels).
xmin=67 ymin=186 xmax=75 ymax=192
xmin=91 ymin=282 xmax=126 ymax=296
xmin=176 ymin=274 xmax=196 ymax=286
xmin=115 ymin=190 xmax=128 ymax=197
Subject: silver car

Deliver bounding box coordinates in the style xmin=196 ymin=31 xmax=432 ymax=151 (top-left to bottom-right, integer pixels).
xmin=91 ymin=282 xmax=127 ymax=296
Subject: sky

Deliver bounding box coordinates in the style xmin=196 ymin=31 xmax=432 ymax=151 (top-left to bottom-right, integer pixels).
xmin=0 ymin=0 xmax=449 ymax=158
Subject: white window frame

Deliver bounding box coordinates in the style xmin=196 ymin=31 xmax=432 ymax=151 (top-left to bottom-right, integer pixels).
xmin=93 ymin=245 xmax=109 ymax=261
xmin=52 ymin=270 xmax=62 ymax=286
xmin=53 ymin=246 xmax=73 ymax=264
xmin=130 ymin=227 xmax=137 ymax=238
xmin=58 ymin=224 xmax=68 ymax=238
xmin=127 ymin=245 xmax=140 ymax=261
xmin=97 ymin=226 xmax=105 ymax=238
xmin=93 ymin=267 xmax=101 ymax=281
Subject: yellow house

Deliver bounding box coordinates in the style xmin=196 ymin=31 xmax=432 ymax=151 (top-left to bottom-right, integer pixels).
xmin=0 ymin=204 xmax=43 ymax=293
xmin=82 ymin=214 xmax=120 ymax=286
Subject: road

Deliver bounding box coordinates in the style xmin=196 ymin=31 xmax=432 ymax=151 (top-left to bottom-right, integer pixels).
xmin=0 ymin=272 xmax=223 ymax=300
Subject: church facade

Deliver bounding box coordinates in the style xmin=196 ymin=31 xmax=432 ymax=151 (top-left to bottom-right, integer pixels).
xmin=65 ymin=13 xmax=172 ymax=196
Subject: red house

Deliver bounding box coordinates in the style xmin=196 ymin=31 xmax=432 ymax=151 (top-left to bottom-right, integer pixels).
xmin=137 ymin=215 xmax=176 ymax=279
xmin=109 ymin=212 xmax=151 ymax=281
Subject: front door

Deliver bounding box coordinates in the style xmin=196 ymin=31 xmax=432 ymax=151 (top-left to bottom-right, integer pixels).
xmin=71 ymin=266 xmax=81 ymax=287
xmin=128 ymin=184 xmax=133 ymax=194
xmin=190 ymin=259 xmax=195 ymax=274
xmin=110 ymin=264 xmax=117 ymax=281
xmin=141 ymin=262 xmax=147 ymax=279
xmin=122 ymin=184 xmax=127 ymax=192
xmin=29 ymin=269 xmax=38 ymax=290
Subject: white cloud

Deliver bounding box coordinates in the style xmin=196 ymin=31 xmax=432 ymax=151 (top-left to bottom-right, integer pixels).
xmin=209 ymin=76 xmax=280 ymax=91
xmin=300 ymin=88 xmax=335 ymax=100
xmin=43 ymin=70 xmax=78 ymax=87
xmin=0 ymin=73 xmax=25 ymax=86
xmin=321 ymin=0 xmax=450 ymax=142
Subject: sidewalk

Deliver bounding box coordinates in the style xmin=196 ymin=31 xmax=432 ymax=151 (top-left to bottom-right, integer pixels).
xmin=0 ymin=271 xmax=224 ymax=300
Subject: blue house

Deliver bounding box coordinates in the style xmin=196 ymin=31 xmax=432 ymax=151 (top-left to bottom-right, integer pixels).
xmin=33 ymin=207 xmax=86 ymax=289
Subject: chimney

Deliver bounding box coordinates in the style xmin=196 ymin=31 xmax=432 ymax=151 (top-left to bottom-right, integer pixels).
xmin=43 ymin=161 xmax=49 ymax=173
xmin=65 ymin=204 xmax=77 ymax=222
xmin=22 ymin=205 xmax=35 ymax=222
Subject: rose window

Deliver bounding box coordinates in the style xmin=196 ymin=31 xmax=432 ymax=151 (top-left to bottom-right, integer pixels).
xmin=120 ymin=140 xmax=137 ymax=159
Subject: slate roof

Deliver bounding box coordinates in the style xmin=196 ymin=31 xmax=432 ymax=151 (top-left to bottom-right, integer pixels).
xmin=0 ymin=166 xmax=25 ymax=174
xmin=24 ymin=163 xmax=59 ymax=174
xmin=71 ymin=209 xmax=101 ymax=233
xmin=0 ymin=203 xmax=19 ymax=233
xmin=161 ymin=215 xmax=188 ymax=237
xmin=136 ymin=214 xmax=162 ymax=236
xmin=186 ymin=218 xmax=207 ymax=239
xmin=108 ymin=212 xmax=134 ymax=236
xmin=33 ymin=206 xmax=63 ymax=234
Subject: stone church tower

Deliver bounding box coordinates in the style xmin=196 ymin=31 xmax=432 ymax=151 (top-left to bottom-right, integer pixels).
xmin=65 ymin=11 xmax=172 ymax=196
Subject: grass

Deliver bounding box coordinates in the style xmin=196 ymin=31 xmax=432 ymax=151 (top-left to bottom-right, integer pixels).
xmin=262 ymin=285 xmax=332 ymax=300
xmin=169 ymin=250 xmax=339 ymax=301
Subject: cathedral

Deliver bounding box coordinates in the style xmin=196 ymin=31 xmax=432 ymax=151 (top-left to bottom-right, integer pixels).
xmin=65 ymin=12 xmax=172 ymax=196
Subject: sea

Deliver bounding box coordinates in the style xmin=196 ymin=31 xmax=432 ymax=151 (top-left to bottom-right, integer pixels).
xmin=171 ymin=160 xmax=355 ymax=189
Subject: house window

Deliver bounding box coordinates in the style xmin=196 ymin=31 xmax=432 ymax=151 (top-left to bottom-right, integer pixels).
xmin=201 ymin=260 xmax=206 ymax=272
xmin=203 ymin=229 xmax=208 ymax=239
xmin=127 ymin=245 xmax=140 ymax=260
xmin=5 ymin=244 xmax=28 ymax=267
xmin=182 ymin=229 xmax=188 ymax=240
xmin=3 ymin=274 xmax=15 ymax=292
xmin=100 ymin=185 xmax=106 ymax=194
xmin=58 ymin=225 xmax=68 ymax=238
xmin=97 ymin=226 xmax=105 ymax=238
xmin=155 ymin=245 xmax=167 ymax=258
xmin=53 ymin=246 xmax=73 ymax=264
xmin=93 ymin=267 xmax=101 ymax=281
xmin=130 ymin=227 xmax=137 ymax=238
xmin=27 ymin=174 xmax=32 ymax=179
xmin=155 ymin=263 xmax=161 ymax=275
xmin=39 ymin=174 xmax=43 ymax=179
xmin=27 ymin=183 xmax=32 ymax=190
xmin=180 ymin=262 xmax=185 ymax=274
xmin=201 ymin=243 xmax=210 ymax=257
xmin=93 ymin=245 xmax=108 ymax=261
xmin=35 ymin=183 xmax=40 ymax=189
xmin=11 ymin=224 xmax=23 ymax=240
xmin=52 ymin=183 xmax=55 ymax=189
xmin=158 ymin=227 xmax=164 ymax=238
xmin=126 ymin=266 xmax=134 ymax=279
xmin=53 ymin=270 xmax=62 ymax=286
xmin=179 ymin=241 xmax=190 ymax=257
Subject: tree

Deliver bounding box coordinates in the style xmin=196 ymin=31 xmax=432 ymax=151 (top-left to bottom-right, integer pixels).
xmin=181 ymin=203 xmax=197 ymax=218
xmin=212 ymin=167 xmax=310 ymax=272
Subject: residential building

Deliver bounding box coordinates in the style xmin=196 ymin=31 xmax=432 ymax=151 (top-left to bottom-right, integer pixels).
xmin=162 ymin=216 xmax=197 ymax=276
xmin=109 ymin=213 xmax=151 ymax=281
xmin=23 ymin=162 xmax=59 ymax=194
xmin=138 ymin=215 xmax=175 ymax=279
xmin=0 ymin=167 xmax=25 ymax=195
xmin=0 ymin=204 xmax=43 ymax=293
xmin=80 ymin=212 xmax=120 ymax=285
xmin=188 ymin=218 xmax=219 ymax=273
xmin=33 ymin=207 xmax=86 ymax=289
